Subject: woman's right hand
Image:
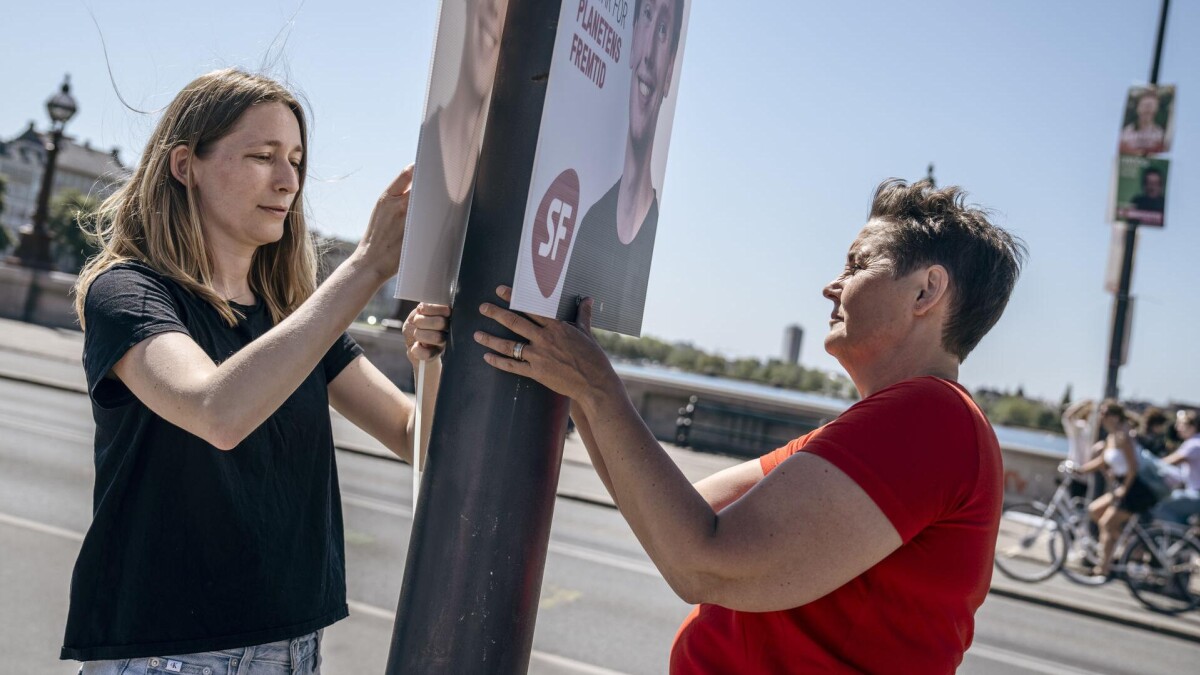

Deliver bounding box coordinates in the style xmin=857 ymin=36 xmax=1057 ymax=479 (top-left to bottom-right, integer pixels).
xmin=358 ymin=165 xmax=414 ymax=282
xmin=403 ymin=303 xmax=451 ymax=362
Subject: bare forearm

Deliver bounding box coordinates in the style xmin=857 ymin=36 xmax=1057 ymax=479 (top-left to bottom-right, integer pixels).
xmin=571 ymin=402 xmax=617 ymax=504
xmin=203 ymin=254 xmax=386 ymax=446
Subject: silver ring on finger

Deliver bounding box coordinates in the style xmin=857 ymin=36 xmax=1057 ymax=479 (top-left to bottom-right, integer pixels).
xmin=512 ymin=341 xmax=527 ymax=361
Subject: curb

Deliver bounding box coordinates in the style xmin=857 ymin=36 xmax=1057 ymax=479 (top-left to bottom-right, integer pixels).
xmin=3 ymin=368 xmax=1197 ymax=641
xmin=987 ymin=583 xmax=1200 ymax=644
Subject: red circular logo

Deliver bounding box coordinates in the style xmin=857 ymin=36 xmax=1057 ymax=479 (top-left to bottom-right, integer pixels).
xmin=531 ymin=169 xmax=581 ymax=298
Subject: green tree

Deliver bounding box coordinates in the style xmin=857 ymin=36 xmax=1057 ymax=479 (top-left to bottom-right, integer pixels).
xmin=47 ymin=189 xmax=101 ymax=273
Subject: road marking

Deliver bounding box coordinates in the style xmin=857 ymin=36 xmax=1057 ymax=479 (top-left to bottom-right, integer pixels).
xmin=0 ymin=511 xmax=85 ymax=541
xmin=547 ymin=540 xmax=660 ymax=578
xmin=345 ymin=600 xmax=630 ymax=674
xmin=967 ymin=642 xmax=1099 ymax=675
xmin=0 ymin=510 xmax=629 ymax=675
xmin=0 ymin=411 xmax=91 ymax=444
xmin=342 ymin=490 xmax=662 ymax=579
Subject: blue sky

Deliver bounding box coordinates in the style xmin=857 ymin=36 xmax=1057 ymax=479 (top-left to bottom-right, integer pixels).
xmin=4 ymin=0 xmax=1197 ymax=405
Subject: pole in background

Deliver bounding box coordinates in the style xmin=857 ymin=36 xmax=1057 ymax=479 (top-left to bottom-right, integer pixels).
xmin=385 ymin=1 xmax=569 ymax=672
xmin=1104 ymin=0 xmax=1169 ymax=400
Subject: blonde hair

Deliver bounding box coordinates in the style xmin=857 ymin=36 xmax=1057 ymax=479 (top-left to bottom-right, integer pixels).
xmin=74 ymin=68 xmax=317 ymax=328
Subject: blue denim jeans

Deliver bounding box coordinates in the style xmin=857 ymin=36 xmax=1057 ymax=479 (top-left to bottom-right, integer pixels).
xmin=80 ymin=630 xmax=322 ymax=675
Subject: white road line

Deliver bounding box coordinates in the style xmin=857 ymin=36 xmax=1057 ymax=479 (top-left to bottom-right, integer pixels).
xmin=967 ymin=642 xmax=1100 ymax=675
xmin=1 ymin=510 xmax=631 ymax=675
xmin=346 ymin=600 xmax=630 ymax=675
xmin=342 ymin=490 xmax=661 ymax=579
xmin=547 ymin=540 xmax=660 ymax=578
xmin=0 ymin=411 xmax=91 ymax=444
xmin=0 ymin=511 xmax=85 ymax=541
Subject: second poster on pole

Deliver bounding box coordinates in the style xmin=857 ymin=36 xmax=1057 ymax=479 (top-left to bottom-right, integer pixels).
xmin=509 ymin=0 xmax=692 ymax=336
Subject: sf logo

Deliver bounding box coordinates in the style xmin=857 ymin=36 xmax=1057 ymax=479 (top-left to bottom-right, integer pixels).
xmin=531 ymin=169 xmax=581 ymax=298
xmin=538 ymin=199 xmax=574 ymax=261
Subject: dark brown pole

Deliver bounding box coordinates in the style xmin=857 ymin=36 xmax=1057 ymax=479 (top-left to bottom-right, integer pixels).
xmin=1104 ymin=0 xmax=1169 ymax=399
xmin=385 ymin=0 xmax=568 ymax=672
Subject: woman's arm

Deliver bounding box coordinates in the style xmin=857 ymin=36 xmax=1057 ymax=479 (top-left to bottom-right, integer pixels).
xmin=476 ymin=289 xmax=900 ymax=611
xmin=328 ymin=304 xmax=449 ymax=464
xmin=111 ymin=169 xmax=413 ymax=450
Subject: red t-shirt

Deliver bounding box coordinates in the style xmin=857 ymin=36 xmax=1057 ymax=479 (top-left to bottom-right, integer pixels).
xmin=670 ymin=377 xmax=1002 ymax=674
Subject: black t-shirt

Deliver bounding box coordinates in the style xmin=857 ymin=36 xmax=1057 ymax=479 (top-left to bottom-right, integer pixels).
xmin=555 ymin=178 xmax=659 ymax=335
xmin=61 ymin=262 xmax=362 ymax=661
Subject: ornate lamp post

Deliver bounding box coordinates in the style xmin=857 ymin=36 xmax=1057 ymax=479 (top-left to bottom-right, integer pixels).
xmin=13 ymin=75 xmax=78 ymax=270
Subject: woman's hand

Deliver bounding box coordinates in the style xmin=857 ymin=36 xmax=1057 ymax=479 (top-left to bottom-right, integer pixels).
xmin=474 ymin=286 xmax=620 ymax=408
xmin=403 ymin=303 xmax=451 ymax=362
xmin=357 ymin=164 xmax=414 ymax=283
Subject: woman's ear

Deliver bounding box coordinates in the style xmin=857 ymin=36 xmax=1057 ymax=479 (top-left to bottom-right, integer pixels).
xmin=169 ymin=145 xmax=193 ymax=186
xmin=914 ymin=264 xmax=950 ymax=316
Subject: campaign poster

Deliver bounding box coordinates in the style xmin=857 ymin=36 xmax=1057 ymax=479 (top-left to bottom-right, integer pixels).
xmin=509 ymin=0 xmax=692 ymax=336
xmin=1117 ymin=84 xmax=1176 ymax=156
xmin=1112 ymin=155 xmax=1169 ymax=228
xmin=395 ymin=0 xmax=510 ymax=304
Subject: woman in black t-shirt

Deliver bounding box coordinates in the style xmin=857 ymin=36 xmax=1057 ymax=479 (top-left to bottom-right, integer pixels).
xmin=62 ymin=69 xmax=447 ymax=673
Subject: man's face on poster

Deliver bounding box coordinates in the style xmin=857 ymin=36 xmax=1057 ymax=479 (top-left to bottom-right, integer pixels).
xmin=1136 ymin=94 xmax=1159 ymax=126
xmin=628 ymin=0 xmax=679 ymax=155
xmin=463 ymin=0 xmax=505 ymax=99
xmin=1142 ymin=170 xmax=1163 ymax=199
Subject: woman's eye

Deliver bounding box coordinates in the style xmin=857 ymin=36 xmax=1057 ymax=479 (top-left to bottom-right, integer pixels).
xmin=251 ymin=154 xmax=271 ymax=162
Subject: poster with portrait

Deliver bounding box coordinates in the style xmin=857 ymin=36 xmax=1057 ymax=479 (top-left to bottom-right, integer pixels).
xmin=1118 ymin=84 xmax=1176 ymax=156
xmin=508 ymin=0 xmax=692 ymax=336
xmin=395 ymin=0 xmax=510 ymax=304
xmin=1112 ymin=155 xmax=1169 ymax=228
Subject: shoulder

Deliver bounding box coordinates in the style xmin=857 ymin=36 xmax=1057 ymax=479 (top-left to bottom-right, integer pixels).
xmin=849 ymin=377 xmax=978 ymax=429
xmin=85 ymin=261 xmax=177 ymax=310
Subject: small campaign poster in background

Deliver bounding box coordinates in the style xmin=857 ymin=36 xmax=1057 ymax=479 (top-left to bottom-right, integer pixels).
xmin=395 ymin=0 xmax=510 ymax=304
xmin=1112 ymin=155 xmax=1169 ymax=228
xmin=509 ymin=0 xmax=692 ymax=336
xmin=1118 ymin=84 xmax=1176 ymax=156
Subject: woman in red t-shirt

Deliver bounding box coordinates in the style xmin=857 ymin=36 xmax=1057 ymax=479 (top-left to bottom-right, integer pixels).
xmin=477 ymin=179 xmax=1025 ymax=673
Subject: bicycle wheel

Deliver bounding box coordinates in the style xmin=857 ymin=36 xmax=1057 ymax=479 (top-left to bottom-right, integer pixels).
xmin=1122 ymin=527 xmax=1200 ymax=614
xmin=994 ymin=502 xmax=1067 ymax=582
xmin=1059 ymin=523 xmax=1109 ymax=586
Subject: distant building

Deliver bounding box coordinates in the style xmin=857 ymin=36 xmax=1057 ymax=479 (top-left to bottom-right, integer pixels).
xmin=783 ymin=324 xmax=803 ymax=365
xmin=317 ymin=234 xmax=404 ymax=323
xmin=0 ymin=122 xmax=130 ymax=241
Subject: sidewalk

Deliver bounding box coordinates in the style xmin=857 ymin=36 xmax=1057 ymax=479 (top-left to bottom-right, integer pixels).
xmin=2 ymin=316 xmax=1198 ymax=643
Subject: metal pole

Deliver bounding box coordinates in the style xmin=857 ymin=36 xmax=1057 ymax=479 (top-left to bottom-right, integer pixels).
xmin=1103 ymin=0 xmax=1169 ymax=400
xmin=14 ymin=125 xmax=63 ymax=272
xmin=385 ymin=1 xmax=568 ymax=672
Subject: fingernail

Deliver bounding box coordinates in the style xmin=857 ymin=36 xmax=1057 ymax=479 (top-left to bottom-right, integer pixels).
xmin=473 ymin=331 xmax=484 ymax=341
xmin=479 ymin=303 xmax=489 ymax=314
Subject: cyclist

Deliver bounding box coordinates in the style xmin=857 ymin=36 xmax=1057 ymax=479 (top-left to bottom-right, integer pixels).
xmin=1078 ymin=401 xmax=1161 ymax=577
xmin=1153 ymin=410 xmax=1200 ymax=526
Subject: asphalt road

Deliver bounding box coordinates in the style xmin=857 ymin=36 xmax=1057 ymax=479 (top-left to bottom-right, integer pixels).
xmin=2 ymin=376 xmax=1199 ymax=674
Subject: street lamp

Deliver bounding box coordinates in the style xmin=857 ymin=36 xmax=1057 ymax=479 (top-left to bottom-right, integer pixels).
xmin=13 ymin=74 xmax=78 ymax=270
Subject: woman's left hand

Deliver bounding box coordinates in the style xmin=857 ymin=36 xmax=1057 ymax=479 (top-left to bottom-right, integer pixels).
xmin=475 ymin=286 xmax=619 ymax=407
xmin=403 ymin=303 xmax=451 ymax=362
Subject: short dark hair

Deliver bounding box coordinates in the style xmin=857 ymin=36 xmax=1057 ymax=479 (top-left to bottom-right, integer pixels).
xmin=1100 ymin=399 xmax=1131 ymax=423
xmin=1141 ymin=406 xmax=1169 ymax=432
xmin=869 ymin=179 xmax=1027 ymax=361
xmin=634 ymin=0 xmax=685 ymax=55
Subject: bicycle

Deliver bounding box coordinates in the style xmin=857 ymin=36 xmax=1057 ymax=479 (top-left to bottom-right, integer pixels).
xmin=997 ymin=459 xmax=1200 ymax=614
xmin=1121 ymin=518 xmax=1200 ymax=614
xmin=994 ymin=462 xmax=1089 ymax=583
